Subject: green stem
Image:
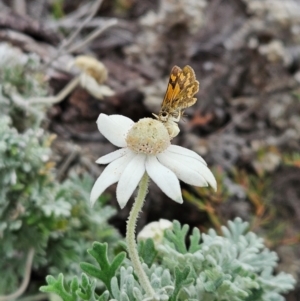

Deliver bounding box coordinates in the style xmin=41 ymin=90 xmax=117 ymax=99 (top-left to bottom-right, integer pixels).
xmin=29 ymin=76 xmax=80 ymax=105
xmin=126 ymin=173 xmax=155 ymax=298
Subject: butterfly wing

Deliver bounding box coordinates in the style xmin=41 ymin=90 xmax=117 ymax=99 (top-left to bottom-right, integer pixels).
xmin=160 ymin=65 xmax=199 ymax=113
xmin=176 ymin=80 xmax=199 ymax=109
xmin=160 ymin=65 xmax=182 ymax=111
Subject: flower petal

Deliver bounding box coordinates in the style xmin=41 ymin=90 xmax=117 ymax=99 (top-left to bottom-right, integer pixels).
xmin=97 ymin=114 xmax=134 ymax=147
xmin=158 ymin=149 xmax=217 ymax=191
xmin=90 ymin=151 xmax=135 ymax=206
xmin=167 ymin=145 xmax=207 ymax=165
xmin=117 ymin=154 xmax=146 ymax=209
xmin=96 ymin=148 xmax=130 ymax=164
xmin=157 ymin=152 xmax=208 ymax=187
xmin=146 ymin=156 xmax=183 ymax=204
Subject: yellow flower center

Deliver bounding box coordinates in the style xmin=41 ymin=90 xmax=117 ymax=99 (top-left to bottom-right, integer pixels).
xmin=126 ymin=118 xmax=170 ymax=155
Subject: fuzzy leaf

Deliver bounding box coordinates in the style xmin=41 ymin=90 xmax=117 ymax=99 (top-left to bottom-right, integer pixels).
xmin=80 ymin=242 xmax=126 ymax=293
xmin=221 ymin=218 xmax=249 ymax=242
xmin=97 ymin=291 xmax=110 ymax=301
xmin=170 ymin=266 xmax=194 ymax=301
xmin=40 ymin=274 xmax=78 ymax=301
xmin=165 ymin=220 xmax=189 ymax=254
xmin=189 ymin=227 xmax=201 ymax=253
xmin=76 ymin=273 xmax=98 ymax=300
xmin=138 ymin=238 xmax=158 ymax=267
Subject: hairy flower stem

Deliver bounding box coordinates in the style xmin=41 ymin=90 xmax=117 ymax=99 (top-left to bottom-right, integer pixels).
xmin=126 ymin=173 xmax=155 ymax=298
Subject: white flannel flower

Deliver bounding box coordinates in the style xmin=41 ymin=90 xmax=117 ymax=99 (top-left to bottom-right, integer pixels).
xmin=90 ymin=114 xmax=217 ymax=209
xmin=137 ymin=219 xmax=173 ymax=246
xmin=71 ymin=56 xmax=115 ymax=99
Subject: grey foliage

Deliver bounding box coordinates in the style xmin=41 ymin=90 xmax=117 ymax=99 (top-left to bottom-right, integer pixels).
xmin=0 ymin=44 xmax=121 ymax=295
xmin=42 ymin=218 xmax=295 ymax=301
xmin=156 ymin=218 xmax=295 ymax=301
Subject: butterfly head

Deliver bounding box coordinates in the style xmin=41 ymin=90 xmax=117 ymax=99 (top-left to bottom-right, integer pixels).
xmin=158 ymin=110 xmax=170 ymax=122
